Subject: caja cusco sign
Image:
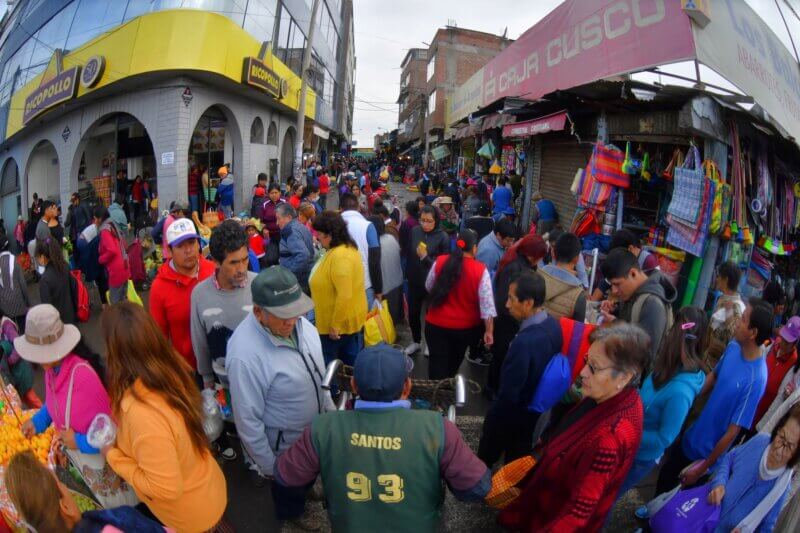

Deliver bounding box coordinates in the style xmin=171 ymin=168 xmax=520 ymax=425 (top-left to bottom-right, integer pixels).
xmin=23 ymin=66 xmax=80 ymax=125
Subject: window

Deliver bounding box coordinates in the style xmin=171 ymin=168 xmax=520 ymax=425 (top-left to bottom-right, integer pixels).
xmin=250 ymin=117 xmax=265 ymax=144
xmin=243 ymin=0 xmax=278 ymax=43
xmin=429 ymin=90 xmax=436 ymax=114
xmin=267 ymin=121 xmax=278 ymax=145
xmin=427 ymin=52 xmax=435 ymax=82
xmin=400 ymin=72 xmax=408 ymax=89
xmin=66 ymin=0 xmax=126 ymax=50
xmin=179 ymin=0 xmax=247 ymax=26
xmin=399 ymin=100 xmax=405 ymax=114
xmin=28 ymin=3 xmax=78 ymax=78
xmin=288 ymin=19 xmax=306 ymax=76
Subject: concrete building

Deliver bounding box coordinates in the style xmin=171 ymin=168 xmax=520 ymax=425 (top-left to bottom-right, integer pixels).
xmin=396 ymin=48 xmax=428 ymax=155
xmin=0 ymin=0 xmax=355 ymax=234
xmin=423 ymin=27 xmax=512 ymax=164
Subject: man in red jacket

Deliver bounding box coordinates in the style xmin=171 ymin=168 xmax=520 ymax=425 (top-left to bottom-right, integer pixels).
xmin=149 ymin=218 xmax=215 ymax=377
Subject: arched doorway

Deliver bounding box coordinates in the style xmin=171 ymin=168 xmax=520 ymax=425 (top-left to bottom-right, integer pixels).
xmin=1 ymin=159 xmax=20 ymax=244
xmin=26 ymin=141 xmax=59 ymax=206
xmin=74 ymin=113 xmax=156 ymax=228
xmin=280 ymin=127 xmax=295 ymax=182
xmin=189 ymin=106 xmax=234 ymax=212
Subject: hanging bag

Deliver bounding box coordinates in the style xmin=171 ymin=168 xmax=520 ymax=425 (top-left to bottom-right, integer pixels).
xmin=592 ymin=142 xmax=630 ymax=188
xmin=63 ymin=363 xmax=139 ymax=509
xmin=705 ymin=160 xmax=727 ymax=235
xmin=667 ymin=145 xmax=705 ymax=224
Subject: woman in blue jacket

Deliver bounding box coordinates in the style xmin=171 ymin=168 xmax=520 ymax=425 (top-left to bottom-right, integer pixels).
xmin=620 ymin=307 xmax=707 ymax=495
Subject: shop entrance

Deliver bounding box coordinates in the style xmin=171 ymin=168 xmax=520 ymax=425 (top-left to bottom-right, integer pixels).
xmin=189 ymin=106 xmax=231 ymax=211
xmin=75 ymin=113 xmax=156 ymax=227
xmin=0 ymin=158 xmax=20 ymax=244
xmin=25 ymin=141 xmax=59 ymax=205
xmin=280 ymin=127 xmax=295 ymax=182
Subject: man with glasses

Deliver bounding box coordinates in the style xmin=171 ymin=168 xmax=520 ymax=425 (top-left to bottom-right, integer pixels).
xmin=478 ymin=272 xmax=562 ymax=466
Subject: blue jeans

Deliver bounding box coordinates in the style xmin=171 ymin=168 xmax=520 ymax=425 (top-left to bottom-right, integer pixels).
xmin=320 ymin=332 xmax=363 ymax=366
xmin=619 ymin=457 xmax=659 ymax=496
xmin=365 ymin=287 xmax=375 ymax=309
xmin=189 ymin=194 xmax=200 ymax=213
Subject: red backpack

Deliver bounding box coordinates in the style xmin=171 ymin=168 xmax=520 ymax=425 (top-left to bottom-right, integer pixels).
xmin=70 ymin=270 xmax=90 ymax=322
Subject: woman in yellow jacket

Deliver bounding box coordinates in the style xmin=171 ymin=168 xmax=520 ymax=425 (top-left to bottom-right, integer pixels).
xmin=310 ymin=210 xmax=368 ymax=365
xmin=100 ymin=302 xmax=228 ymax=533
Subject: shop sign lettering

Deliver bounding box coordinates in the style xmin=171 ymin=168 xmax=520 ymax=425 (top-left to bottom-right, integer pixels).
xmin=242 ymin=57 xmax=284 ymax=99
xmin=23 ymin=66 xmax=80 ymax=125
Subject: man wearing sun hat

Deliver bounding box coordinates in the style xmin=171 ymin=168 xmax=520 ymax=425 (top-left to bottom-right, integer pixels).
xmin=754 ymin=316 xmax=800 ymax=426
xmin=226 ymin=266 xmax=334 ymax=528
xmin=149 ymin=217 xmax=215 ymax=375
xmin=274 ymin=344 xmax=491 ymax=532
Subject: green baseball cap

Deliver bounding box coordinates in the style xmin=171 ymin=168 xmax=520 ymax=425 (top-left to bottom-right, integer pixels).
xmin=251 ymin=266 xmax=314 ymax=319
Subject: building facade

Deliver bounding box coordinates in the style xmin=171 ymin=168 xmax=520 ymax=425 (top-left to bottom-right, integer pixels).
xmin=0 ymin=0 xmax=355 ymax=233
xmin=396 ymin=48 xmax=427 ymax=153
xmin=423 ymin=27 xmax=511 ymax=163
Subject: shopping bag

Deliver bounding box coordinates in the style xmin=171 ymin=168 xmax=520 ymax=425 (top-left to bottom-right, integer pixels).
xmin=592 ymin=142 xmax=629 ymax=188
xmin=105 ymin=280 xmax=142 ymax=306
xmin=485 ymin=455 xmax=537 ymax=509
xmin=667 ymin=146 xmax=705 ymax=224
xmin=364 ymin=300 xmax=396 ymax=346
xmin=650 ymin=483 xmax=720 ymax=533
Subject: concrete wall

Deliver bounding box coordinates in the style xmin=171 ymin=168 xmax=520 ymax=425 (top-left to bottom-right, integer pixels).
xmin=0 ymin=75 xmax=300 ymax=221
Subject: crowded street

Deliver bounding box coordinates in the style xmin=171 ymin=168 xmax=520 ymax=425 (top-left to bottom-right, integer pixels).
xmin=1 ymin=0 xmax=800 ymax=532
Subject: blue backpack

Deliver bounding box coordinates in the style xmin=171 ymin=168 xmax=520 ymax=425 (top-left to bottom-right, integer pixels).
xmin=527 ymin=353 xmax=571 ymax=414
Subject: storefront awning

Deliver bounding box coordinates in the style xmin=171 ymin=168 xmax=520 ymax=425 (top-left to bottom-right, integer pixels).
xmin=312 ymin=125 xmax=330 ymax=140
xmin=480 ymin=113 xmax=516 ymax=132
xmin=502 ymin=111 xmax=569 ymax=138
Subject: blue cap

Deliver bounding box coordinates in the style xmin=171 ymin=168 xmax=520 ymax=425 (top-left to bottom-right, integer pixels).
xmin=353 ymin=345 xmax=414 ymax=402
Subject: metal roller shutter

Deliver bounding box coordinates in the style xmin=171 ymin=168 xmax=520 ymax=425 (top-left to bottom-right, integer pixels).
xmin=538 ymin=138 xmax=592 ymax=228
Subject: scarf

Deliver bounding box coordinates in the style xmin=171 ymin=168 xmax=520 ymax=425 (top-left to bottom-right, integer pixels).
xmin=737 ymin=445 xmax=793 ymax=533
xmin=759 ymin=444 xmax=785 ymax=481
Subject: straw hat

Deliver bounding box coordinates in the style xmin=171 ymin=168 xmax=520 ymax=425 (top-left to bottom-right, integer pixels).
xmin=14 ymin=304 xmax=81 ymax=364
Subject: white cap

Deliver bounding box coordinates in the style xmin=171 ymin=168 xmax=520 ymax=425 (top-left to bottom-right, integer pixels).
xmin=166 ymin=218 xmax=200 ymax=247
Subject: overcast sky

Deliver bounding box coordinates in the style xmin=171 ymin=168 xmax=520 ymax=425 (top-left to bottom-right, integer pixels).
xmin=351 ymin=0 xmax=800 ymax=147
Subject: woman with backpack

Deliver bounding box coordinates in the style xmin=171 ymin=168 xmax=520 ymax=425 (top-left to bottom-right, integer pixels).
xmin=34 ymin=237 xmax=77 ymax=325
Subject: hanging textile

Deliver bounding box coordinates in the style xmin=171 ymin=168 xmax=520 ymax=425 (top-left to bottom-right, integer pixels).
xmin=667 ymin=145 xmax=704 ymax=224
xmin=667 ymin=178 xmax=715 ymax=257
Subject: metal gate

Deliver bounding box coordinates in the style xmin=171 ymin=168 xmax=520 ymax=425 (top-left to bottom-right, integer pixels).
xmin=537 ymin=137 xmax=593 ymax=229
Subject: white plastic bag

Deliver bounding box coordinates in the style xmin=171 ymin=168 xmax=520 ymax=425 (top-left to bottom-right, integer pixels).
xmin=201 ymin=388 xmax=223 ymax=442
xmin=86 ymin=413 xmax=117 ymax=450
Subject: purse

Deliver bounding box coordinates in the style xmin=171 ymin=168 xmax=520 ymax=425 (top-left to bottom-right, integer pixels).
xmin=485 ymin=455 xmax=537 ymax=509
xmin=63 ymin=363 xmax=139 ymax=509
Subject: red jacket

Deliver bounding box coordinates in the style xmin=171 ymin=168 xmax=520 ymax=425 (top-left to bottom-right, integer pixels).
xmin=149 ymin=257 xmax=215 ymax=370
xmin=318 ymin=174 xmax=330 ymax=194
xmin=425 ymin=255 xmax=485 ymax=329
xmin=98 ymin=224 xmax=130 ymax=288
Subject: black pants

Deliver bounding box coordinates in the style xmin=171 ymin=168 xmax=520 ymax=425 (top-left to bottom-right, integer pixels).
xmin=655 ymin=438 xmax=694 ymax=494
xmin=425 ymin=321 xmax=482 ymax=380
xmin=407 ymin=283 xmax=427 ymax=343
xmin=384 ymin=286 xmax=403 ymax=326
xmin=488 ymin=316 xmax=520 ymax=394
xmin=272 ymin=479 xmax=313 ymax=520
xmin=478 ymin=410 xmax=539 ymax=468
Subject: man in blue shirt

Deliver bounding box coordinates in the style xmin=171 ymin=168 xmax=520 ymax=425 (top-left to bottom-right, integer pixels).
xmin=654 ymin=297 xmax=772 ymax=494
xmin=491 ymin=176 xmax=513 ymax=218
xmin=475 ymin=218 xmax=517 ymax=277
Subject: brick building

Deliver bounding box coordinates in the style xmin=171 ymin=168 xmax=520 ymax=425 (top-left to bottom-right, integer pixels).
xmin=397 ymin=48 xmax=428 ymax=151
xmin=423 ymin=27 xmax=512 ymax=163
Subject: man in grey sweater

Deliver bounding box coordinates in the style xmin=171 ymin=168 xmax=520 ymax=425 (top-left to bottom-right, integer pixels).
xmin=190 ymin=220 xmax=255 ymax=388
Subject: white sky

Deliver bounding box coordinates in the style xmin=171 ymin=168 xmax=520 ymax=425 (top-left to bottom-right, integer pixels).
xmin=351 ymin=0 xmax=800 ymax=147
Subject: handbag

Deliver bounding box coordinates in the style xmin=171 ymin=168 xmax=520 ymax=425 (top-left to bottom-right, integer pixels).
xmin=364 ymin=300 xmax=396 ymax=346
xmin=485 ymin=455 xmax=537 ymax=509
xmin=649 ymin=483 xmax=720 ymax=533
xmin=578 ymin=162 xmax=614 ymax=210
xmin=592 ymin=142 xmax=629 ymax=188
xmin=105 ymin=280 xmax=142 ymax=307
xmin=63 ymin=363 xmax=139 ymax=509
xmin=668 ymin=145 xmax=705 ymax=224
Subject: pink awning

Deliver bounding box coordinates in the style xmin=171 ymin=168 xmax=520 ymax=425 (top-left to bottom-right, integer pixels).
xmin=502 ymin=111 xmax=568 ymax=138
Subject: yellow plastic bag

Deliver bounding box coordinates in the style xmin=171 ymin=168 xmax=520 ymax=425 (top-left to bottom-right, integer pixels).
xmin=106 ymin=280 xmax=143 ymax=306
xmin=364 ymin=300 xmax=396 ymax=346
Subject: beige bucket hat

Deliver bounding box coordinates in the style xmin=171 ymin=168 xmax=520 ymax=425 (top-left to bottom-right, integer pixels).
xmin=14 ymin=304 xmax=81 ymax=364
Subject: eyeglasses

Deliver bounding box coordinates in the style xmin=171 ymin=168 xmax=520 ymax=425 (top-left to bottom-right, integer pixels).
xmin=774 ymin=430 xmax=798 ymax=455
xmin=584 ymin=354 xmax=616 ymax=375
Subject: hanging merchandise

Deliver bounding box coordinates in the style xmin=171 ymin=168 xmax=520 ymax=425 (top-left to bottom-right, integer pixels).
xmin=489 ymin=160 xmax=503 ymax=174
xmin=621 ymin=142 xmax=643 ymax=175
xmin=666 ymin=177 xmax=715 ymax=257
xmin=661 ymin=148 xmax=685 ymax=180
xmin=728 ymin=122 xmax=752 ymax=248
xmin=477 ymin=139 xmax=496 ymax=159
xmin=706 ymin=160 xmax=729 ymax=236
xmin=501 ymin=144 xmax=516 ymax=172
xmin=591 ymin=142 xmax=630 ymax=188
xmin=576 ymin=158 xmax=615 ymax=211
xmin=641 ymin=152 xmax=651 ymax=181
xmin=667 ymin=145 xmax=705 ymax=224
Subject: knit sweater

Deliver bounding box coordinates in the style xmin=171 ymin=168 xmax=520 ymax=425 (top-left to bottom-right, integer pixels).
xmin=190 ymin=272 xmax=256 ymax=386
xmin=31 ymin=354 xmax=111 ymax=454
xmin=106 ymin=380 xmax=227 ymax=533
xmin=149 ymin=258 xmax=216 ymax=370
xmin=710 ymin=433 xmax=789 ymax=533
xmin=309 ymin=245 xmax=367 ymax=336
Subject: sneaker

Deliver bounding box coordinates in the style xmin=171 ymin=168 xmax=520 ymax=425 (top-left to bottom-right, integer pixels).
xmin=466 ymin=349 xmax=492 ymax=367
xmin=220 ymin=447 xmax=237 ymax=461
xmin=403 ymin=342 xmax=421 ymax=356
xmin=634 ymin=505 xmax=649 ymax=520
xmin=286 ymin=511 xmax=322 ymax=531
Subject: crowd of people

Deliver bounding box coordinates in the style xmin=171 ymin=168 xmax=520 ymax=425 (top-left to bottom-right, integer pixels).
xmin=1 ymin=158 xmax=799 ymax=533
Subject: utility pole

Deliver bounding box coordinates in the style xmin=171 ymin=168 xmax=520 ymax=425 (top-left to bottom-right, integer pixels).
xmin=294 ymin=0 xmax=321 ymax=185
xmin=422 ymin=93 xmax=430 ymax=169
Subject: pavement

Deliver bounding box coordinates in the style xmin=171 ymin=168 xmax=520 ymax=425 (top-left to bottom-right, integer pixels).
xmin=24 ymin=181 xmax=651 ymax=531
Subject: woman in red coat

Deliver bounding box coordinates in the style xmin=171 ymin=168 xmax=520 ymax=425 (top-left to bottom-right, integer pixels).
xmin=498 ymin=323 xmax=647 ymax=532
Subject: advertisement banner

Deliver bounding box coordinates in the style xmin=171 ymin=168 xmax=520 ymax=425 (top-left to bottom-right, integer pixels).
xmin=23 ymin=66 xmax=80 ymax=124
xmin=693 ymin=0 xmax=800 ymax=142
xmin=448 ymin=68 xmax=485 ymax=125
xmin=459 ymin=0 xmax=696 ymax=114
xmin=502 ymin=111 xmax=569 ymax=138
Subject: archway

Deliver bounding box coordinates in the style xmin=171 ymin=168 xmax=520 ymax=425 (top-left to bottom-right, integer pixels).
xmin=73 ymin=113 xmax=156 ymax=227
xmin=25 ymin=141 xmax=59 ymax=206
xmin=280 ymin=127 xmax=296 ymax=182
xmin=250 ymin=117 xmax=265 ymax=144
xmin=0 ymin=158 xmax=20 ymax=241
xmin=267 ymin=121 xmax=278 ymax=145
xmin=189 ymin=105 xmax=243 ymax=213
